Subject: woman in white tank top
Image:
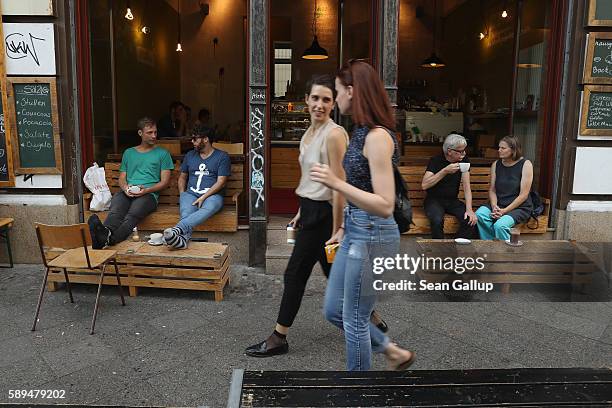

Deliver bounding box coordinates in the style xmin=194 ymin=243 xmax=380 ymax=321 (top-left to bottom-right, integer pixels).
xmin=246 ymin=75 xmax=387 ymax=358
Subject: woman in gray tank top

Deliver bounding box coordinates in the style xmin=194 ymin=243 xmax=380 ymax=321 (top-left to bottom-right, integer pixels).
xmin=475 ymin=136 xmax=533 ymax=241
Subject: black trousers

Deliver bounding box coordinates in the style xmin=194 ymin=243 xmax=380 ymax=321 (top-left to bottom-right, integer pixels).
xmin=276 ymin=197 xmax=333 ymax=328
xmin=104 ymin=191 xmax=157 ymax=244
xmin=424 ymin=196 xmax=476 ymax=239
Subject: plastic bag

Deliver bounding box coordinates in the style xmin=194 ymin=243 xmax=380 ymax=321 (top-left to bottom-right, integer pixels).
xmin=83 ymin=163 xmax=111 ymax=211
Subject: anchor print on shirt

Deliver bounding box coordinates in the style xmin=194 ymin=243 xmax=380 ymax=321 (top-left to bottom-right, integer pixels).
xmin=190 ymin=163 xmax=211 ymax=195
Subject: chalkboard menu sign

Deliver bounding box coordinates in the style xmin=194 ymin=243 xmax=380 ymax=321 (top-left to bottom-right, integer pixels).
xmin=0 ymin=85 xmax=14 ymax=186
xmin=7 ymin=77 xmax=62 ymax=174
xmin=588 ymin=0 xmax=612 ymax=26
xmin=585 ymin=33 xmax=612 ymax=84
xmin=580 ymin=85 xmax=612 ymax=136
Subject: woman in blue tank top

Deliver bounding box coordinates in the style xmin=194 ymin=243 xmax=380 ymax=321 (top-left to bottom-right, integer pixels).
xmin=310 ymin=60 xmax=415 ymax=371
xmin=475 ymin=136 xmax=533 ymax=241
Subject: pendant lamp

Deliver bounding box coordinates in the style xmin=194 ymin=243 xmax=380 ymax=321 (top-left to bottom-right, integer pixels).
xmin=421 ymin=0 xmax=445 ymax=68
xmin=176 ymin=0 xmax=182 ymax=52
xmin=125 ymin=0 xmax=134 ymax=20
xmin=302 ymin=0 xmax=328 ymax=60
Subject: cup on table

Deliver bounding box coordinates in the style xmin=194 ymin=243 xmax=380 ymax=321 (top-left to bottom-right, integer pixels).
xmin=149 ymin=232 xmax=163 ymax=245
xmin=287 ymin=225 xmax=296 ymax=244
xmin=510 ymin=227 xmax=520 ymax=245
xmin=459 ymin=163 xmax=471 ymax=173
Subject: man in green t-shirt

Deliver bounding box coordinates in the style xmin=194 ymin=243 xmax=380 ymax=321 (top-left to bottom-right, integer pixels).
xmin=88 ymin=117 xmax=174 ymax=248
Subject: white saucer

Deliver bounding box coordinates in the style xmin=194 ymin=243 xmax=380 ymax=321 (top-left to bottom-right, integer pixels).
xmin=505 ymin=239 xmax=523 ymax=247
xmin=454 ymin=238 xmax=471 ymax=245
xmin=147 ymin=240 xmax=163 ymax=246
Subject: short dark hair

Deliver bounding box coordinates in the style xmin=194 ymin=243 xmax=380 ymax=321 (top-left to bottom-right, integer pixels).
xmin=500 ymin=135 xmax=522 ymax=160
xmin=169 ymin=101 xmax=184 ymax=111
xmin=306 ymin=74 xmax=336 ymax=99
xmin=192 ymin=124 xmax=215 ymax=143
xmin=198 ymin=108 xmax=210 ymax=120
xmin=137 ymin=117 xmax=156 ymax=131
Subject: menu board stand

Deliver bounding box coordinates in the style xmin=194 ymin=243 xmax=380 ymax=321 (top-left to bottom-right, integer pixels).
xmin=6 ymin=77 xmax=62 ymax=175
xmin=584 ymin=33 xmax=612 ymax=84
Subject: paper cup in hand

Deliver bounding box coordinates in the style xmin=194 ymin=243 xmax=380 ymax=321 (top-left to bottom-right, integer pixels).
xmin=325 ymin=243 xmax=340 ymax=263
xmin=459 ymin=163 xmax=471 ymax=173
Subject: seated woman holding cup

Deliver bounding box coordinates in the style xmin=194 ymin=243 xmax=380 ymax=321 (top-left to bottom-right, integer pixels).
xmin=475 ymin=136 xmax=533 ymax=241
xmin=421 ymin=133 xmax=477 ymax=239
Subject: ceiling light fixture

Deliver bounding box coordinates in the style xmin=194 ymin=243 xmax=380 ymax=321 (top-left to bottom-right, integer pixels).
xmin=420 ymin=0 xmax=445 ymax=68
xmin=176 ymin=0 xmax=182 ymax=52
xmin=125 ymin=0 xmax=134 ymax=20
xmin=302 ymin=0 xmax=328 ymax=60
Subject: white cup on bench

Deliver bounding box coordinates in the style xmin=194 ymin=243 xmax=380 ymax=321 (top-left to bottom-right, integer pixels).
xmin=148 ymin=233 xmax=163 ymax=245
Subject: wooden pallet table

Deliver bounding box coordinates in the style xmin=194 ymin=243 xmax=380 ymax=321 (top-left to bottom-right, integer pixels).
xmin=415 ymin=239 xmax=598 ymax=294
xmin=46 ymin=241 xmax=230 ymax=301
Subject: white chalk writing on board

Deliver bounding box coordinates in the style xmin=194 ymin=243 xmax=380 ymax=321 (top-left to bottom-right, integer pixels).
xmin=3 ymin=23 xmax=56 ymax=75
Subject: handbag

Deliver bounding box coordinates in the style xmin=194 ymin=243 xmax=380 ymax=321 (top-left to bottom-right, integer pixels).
xmin=393 ymin=164 xmax=413 ymax=233
xmin=526 ymin=190 xmax=544 ymax=230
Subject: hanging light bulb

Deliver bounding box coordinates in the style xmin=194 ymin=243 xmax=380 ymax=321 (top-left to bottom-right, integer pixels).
xmin=141 ymin=26 xmax=150 ymax=34
xmin=125 ymin=0 xmax=134 ymax=20
xmin=479 ymin=31 xmax=487 ymax=40
xmin=176 ymin=0 xmax=182 ymax=52
xmin=501 ymin=9 xmax=508 ymax=18
xmin=501 ymin=0 xmax=509 ymax=18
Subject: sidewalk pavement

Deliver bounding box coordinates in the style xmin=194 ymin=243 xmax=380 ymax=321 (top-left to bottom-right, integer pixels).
xmin=0 ymin=264 xmax=611 ymax=407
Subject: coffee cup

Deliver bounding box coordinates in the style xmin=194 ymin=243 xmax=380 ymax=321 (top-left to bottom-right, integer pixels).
xmin=127 ymin=185 xmax=142 ymax=194
xmin=149 ymin=232 xmax=163 ymax=245
xmin=287 ymin=225 xmax=296 ymax=244
xmin=459 ymin=163 xmax=471 ymax=173
xmin=325 ymin=243 xmax=340 ymax=263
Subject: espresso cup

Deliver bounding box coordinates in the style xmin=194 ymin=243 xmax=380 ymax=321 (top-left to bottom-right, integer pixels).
xmin=127 ymin=185 xmax=142 ymax=194
xmin=287 ymin=225 xmax=296 ymax=244
xmin=149 ymin=232 xmax=163 ymax=245
xmin=510 ymin=227 xmax=520 ymax=244
xmin=459 ymin=163 xmax=471 ymax=173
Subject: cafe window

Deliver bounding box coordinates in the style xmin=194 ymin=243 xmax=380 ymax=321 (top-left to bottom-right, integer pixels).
xmin=274 ymin=42 xmax=292 ymax=98
xmin=88 ymin=0 xmax=248 ymax=163
xmin=397 ymin=0 xmax=554 ymax=188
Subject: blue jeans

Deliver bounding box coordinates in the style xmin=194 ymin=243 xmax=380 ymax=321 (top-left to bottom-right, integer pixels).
xmin=324 ymin=207 xmax=400 ymax=371
xmin=176 ymin=191 xmax=224 ymax=240
xmin=475 ymin=206 xmax=515 ymax=240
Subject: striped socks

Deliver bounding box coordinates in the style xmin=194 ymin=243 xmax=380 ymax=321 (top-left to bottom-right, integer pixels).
xmin=163 ymin=227 xmax=188 ymax=249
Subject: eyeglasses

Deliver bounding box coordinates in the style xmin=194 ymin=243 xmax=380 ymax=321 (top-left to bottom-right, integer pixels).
xmin=450 ymin=148 xmax=467 ymax=155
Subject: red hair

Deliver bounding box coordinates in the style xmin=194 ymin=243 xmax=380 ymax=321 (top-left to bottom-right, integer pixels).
xmin=336 ymin=60 xmax=396 ymax=131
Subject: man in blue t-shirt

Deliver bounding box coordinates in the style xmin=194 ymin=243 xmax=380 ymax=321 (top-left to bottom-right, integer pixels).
xmin=163 ymin=124 xmax=231 ymax=249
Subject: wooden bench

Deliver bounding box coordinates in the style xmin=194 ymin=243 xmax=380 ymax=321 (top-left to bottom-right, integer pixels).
xmin=398 ymin=165 xmax=550 ymax=235
xmin=46 ymin=241 xmax=231 ymax=301
xmin=84 ymin=161 xmax=243 ymax=232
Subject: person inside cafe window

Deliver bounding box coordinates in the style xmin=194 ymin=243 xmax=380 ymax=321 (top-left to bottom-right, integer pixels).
xmin=157 ymin=101 xmax=188 ymax=138
xmin=163 ymin=124 xmax=231 ymax=249
xmin=195 ymin=107 xmax=217 ymax=138
xmin=245 ymin=75 xmax=388 ymax=358
xmin=475 ymin=136 xmax=533 ymax=241
xmin=310 ymin=61 xmax=415 ymax=371
xmin=421 ymin=133 xmax=477 ymax=239
xmin=88 ymin=117 xmax=174 ymax=248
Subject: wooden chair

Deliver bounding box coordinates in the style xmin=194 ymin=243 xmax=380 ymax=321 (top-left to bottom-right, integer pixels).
xmin=32 ymin=223 xmax=125 ymax=334
xmin=0 ymin=218 xmax=14 ymax=268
